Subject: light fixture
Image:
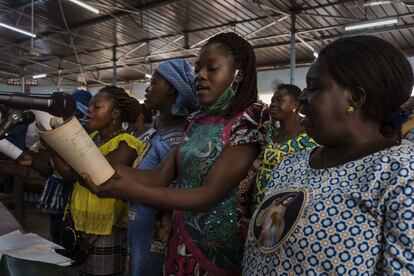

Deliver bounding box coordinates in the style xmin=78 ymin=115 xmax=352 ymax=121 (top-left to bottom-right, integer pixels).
xmin=33 ymin=73 xmax=47 ymax=79
xmin=313 ymin=52 xmax=319 ymax=58
xmin=0 ymin=22 xmax=36 ymax=38
xmin=145 ymin=74 xmax=152 ymax=79
xmin=363 ymin=1 xmax=393 ymax=7
xmin=344 ymin=18 xmax=398 ymax=31
xmin=68 ymin=0 xmax=100 ymax=14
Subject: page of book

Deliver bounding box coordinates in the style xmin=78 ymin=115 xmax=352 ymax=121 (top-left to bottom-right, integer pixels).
xmin=39 ymin=117 xmax=114 ymax=185
xmin=0 ymin=230 xmax=71 ymax=266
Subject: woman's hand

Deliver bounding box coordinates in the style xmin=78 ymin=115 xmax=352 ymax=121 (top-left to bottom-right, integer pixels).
xmin=81 ymin=164 xmax=135 ymax=199
xmin=16 ymin=152 xmax=33 ymax=167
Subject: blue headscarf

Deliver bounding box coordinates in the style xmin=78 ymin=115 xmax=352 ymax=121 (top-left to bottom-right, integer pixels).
xmin=73 ymin=89 xmax=92 ymax=115
xmin=72 ymin=89 xmax=92 ymax=126
xmin=155 ymin=59 xmax=197 ymax=116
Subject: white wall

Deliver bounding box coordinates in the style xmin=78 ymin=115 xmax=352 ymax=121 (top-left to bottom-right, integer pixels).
xmin=88 ymin=82 xmax=148 ymax=100
xmin=257 ymin=67 xmax=308 ymax=104
xmin=258 ymin=67 xmax=308 ymax=93
xmin=0 ymin=83 xmax=22 ymax=93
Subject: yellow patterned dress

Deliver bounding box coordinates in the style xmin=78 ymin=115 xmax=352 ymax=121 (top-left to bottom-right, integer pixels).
xmin=252 ymin=133 xmax=317 ymax=209
xmin=68 ymin=131 xmax=144 ymax=275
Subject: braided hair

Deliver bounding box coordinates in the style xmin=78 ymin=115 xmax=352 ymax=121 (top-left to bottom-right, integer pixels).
xmin=140 ymin=104 xmax=154 ymax=124
xmin=203 ymin=32 xmax=258 ymax=117
xmin=319 ymin=35 xmax=413 ymax=137
xmin=98 ymin=86 xmax=140 ymax=123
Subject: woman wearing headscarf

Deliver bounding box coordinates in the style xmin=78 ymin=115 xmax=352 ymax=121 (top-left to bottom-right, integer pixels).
xmin=128 ymin=59 xmax=197 ymax=276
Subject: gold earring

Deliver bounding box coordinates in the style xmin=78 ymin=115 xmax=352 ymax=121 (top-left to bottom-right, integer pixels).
xmin=346 ymin=106 xmax=354 ymax=113
xmin=292 ymin=108 xmax=296 ymax=112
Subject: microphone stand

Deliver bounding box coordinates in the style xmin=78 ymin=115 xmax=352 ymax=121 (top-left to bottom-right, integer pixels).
xmin=0 ymin=110 xmax=24 ymax=140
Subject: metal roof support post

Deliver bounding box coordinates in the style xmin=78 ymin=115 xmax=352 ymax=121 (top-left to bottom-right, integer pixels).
xmin=20 ymin=67 xmax=25 ymax=94
xmin=21 ymin=76 xmax=25 ymax=93
xmin=290 ymin=14 xmax=296 ymax=85
xmin=112 ymin=47 xmax=117 ymax=86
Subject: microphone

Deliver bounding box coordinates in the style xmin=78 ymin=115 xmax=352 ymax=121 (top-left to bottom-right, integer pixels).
xmin=0 ymin=139 xmax=23 ymax=160
xmin=0 ymin=92 xmax=76 ymax=118
xmin=0 ymin=110 xmax=36 ymax=140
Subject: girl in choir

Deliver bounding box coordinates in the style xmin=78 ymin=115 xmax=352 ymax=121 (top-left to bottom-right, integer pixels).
xmin=84 ymin=32 xmax=268 ymax=275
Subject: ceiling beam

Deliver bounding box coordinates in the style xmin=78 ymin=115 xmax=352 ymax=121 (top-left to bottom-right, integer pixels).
xmin=0 ymin=2 xmax=113 ymax=50
xmin=31 ymin=19 xmax=414 ymax=81
xmin=34 ymin=5 xmax=408 ymax=62
xmin=0 ymin=1 xmax=365 ymax=66
xmin=293 ymin=0 xmax=355 ymax=13
xmin=13 ymin=0 xmax=182 ymax=46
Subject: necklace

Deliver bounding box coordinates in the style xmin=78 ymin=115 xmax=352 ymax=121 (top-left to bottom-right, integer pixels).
xmin=95 ymin=129 xmax=124 ymax=146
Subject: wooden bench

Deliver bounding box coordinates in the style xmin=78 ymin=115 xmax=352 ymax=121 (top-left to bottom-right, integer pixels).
xmin=0 ymin=151 xmax=50 ymax=227
xmin=0 ymin=161 xmax=27 ymax=226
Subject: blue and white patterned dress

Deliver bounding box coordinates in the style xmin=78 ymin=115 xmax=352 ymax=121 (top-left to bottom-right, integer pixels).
xmin=128 ymin=127 xmax=183 ymax=276
xmin=243 ymin=144 xmax=414 ymax=275
xmin=405 ymin=128 xmax=414 ymax=142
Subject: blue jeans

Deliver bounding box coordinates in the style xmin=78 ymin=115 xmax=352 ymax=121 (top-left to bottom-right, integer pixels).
xmin=128 ymin=203 xmax=164 ymax=276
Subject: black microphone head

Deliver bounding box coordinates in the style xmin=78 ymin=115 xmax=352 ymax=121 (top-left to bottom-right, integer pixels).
xmin=50 ymin=92 xmax=76 ymax=118
xmin=20 ymin=111 xmax=36 ymax=124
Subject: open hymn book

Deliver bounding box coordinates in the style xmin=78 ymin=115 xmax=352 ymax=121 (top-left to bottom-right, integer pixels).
xmin=39 ymin=116 xmax=115 ymax=185
xmin=0 ymin=230 xmax=72 ymax=266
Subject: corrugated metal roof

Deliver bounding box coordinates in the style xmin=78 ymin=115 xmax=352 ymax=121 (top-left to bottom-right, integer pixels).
xmin=0 ymin=0 xmax=413 ymax=85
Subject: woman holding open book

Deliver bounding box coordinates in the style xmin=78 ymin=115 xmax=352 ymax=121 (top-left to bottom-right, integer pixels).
xmin=83 ymin=32 xmax=269 ymax=275
xmin=55 ymin=86 xmax=144 ymax=276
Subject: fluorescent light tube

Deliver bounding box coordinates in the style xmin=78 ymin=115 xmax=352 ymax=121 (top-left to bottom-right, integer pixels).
xmin=345 ymin=18 xmax=398 ymax=31
xmin=0 ymin=22 xmax=36 ymax=38
xmin=313 ymin=52 xmax=319 ymax=58
xmin=145 ymin=74 xmax=152 ymax=79
xmin=68 ymin=0 xmax=100 ymax=14
xmin=33 ymin=73 xmax=47 ymax=79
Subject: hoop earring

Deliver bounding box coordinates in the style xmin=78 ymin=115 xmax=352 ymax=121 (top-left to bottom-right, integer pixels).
xmin=346 ymin=106 xmax=354 ymax=113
